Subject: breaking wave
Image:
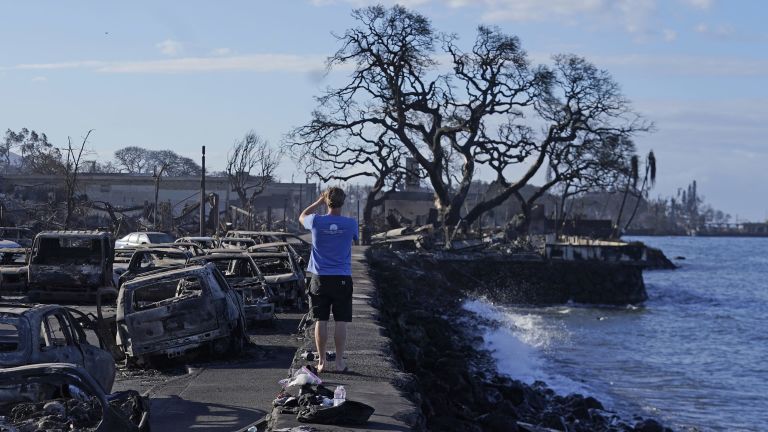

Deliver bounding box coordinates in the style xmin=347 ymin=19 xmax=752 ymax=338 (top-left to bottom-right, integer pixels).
xmin=462 ymin=298 xmax=595 ymax=398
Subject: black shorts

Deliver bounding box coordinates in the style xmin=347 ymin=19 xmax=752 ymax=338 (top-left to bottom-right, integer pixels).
xmin=308 ymin=274 xmax=353 ymax=322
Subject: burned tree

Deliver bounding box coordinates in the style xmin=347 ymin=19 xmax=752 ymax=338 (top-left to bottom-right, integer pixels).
xmin=294 ymin=5 xmax=649 ymax=243
xmin=514 ymin=133 xmax=637 ymax=235
xmin=288 ymin=125 xmax=413 ymax=229
xmin=226 ymin=131 xmax=281 ymax=220
xmin=63 ymin=130 xmax=93 ymax=229
xmin=614 ymin=149 xmax=657 ymax=236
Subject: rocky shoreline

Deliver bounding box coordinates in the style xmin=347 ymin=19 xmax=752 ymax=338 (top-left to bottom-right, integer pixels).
xmin=367 ymin=248 xmax=673 ymax=432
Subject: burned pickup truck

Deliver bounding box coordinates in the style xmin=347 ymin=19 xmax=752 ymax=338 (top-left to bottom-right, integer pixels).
xmin=0 ymin=303 xmax=116 ymax=392
xmin=0 ymin=248 xmax=28 ymax=293
xmin=27 ymin=231 xmax=116 ymax=303
xmin=115 ymin=264 xmax=247 ymax=364
xmin=0 ymin=363 xmax=149 ymax=431
xmin=191 ymin=251 xmax=276 ymax=322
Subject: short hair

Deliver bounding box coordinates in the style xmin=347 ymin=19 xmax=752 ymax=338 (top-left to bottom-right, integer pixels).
xmin=324 ymin=187 xmax=346 ymax=209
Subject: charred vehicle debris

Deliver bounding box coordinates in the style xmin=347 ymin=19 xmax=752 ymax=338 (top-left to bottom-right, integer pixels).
xmin=116 ymin=247 xmax=193 ymax=288
xmin=0 ymin=363 xmax=149 ymax=432
xmin=115 ymin=264 xmax=247 ymax=364
xmin=27 ymin=231 xmax=116 ymax=304
xmin=0 ymin=248 xmax=28 ymax=293
xmin=189 ymin=252 xmax=276 ymax=322
xmin=0 ymin=303 xmax=116 ymax=392
xmin=0 ymin=228 xmax=316 ymax=430
xmin=247 ymin=251 xmax=306 ymax=310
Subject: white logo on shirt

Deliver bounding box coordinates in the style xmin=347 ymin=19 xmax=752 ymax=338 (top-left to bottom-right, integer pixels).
xmin=330 ymin=224 xmax=338 ymax=231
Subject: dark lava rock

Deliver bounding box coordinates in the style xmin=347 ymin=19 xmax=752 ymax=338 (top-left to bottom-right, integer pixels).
xmin=493 ymin=400 xmax=519 ymax=419
xmin=635 ymin=418 xmax=664 ymax=432
xmin=497 ymin=381 xmax=526 ymax=406
xmin=584 ymin=396 xmax=604 ymax=410
xmin=430 ymin=416 xmax=482 ymax=432
xmin=477 ymin=412 xmax=520 ymax=432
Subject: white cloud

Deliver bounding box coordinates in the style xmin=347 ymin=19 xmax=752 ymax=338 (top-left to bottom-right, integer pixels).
xmin=663 ymin=29 xmax=678 ymax=42
xmin=680 ymin=0 xmax=713 ymax=10
xmin=590 ymin=53 xmax=768 ymax=76
xmin=312 ymin=0 xmax=715 ymax=40
xmin=1 ymin=54 xmax=328 ymax=74
xmin=156 ymin=39 xmax=184 ymax=56
xmin=211 ymin=47 xmax=233 ymax=56
xmin=310 ymin=0 xmax=429 ymax=6
xmin=31 ymin=76 xmax=47 ymax=82
xmin=694 ymin=22 xmax=734 ymax=38
xmin=4 ymin=51 xmax=767 ymax=77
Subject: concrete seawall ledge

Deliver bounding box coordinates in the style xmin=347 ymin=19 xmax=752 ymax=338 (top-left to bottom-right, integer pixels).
xmin=268 ymin=246 xmax=422 ymax=431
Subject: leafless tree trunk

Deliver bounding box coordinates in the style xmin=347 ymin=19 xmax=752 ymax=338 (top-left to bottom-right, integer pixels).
xmin=226 ymin=132 xmax=281 ymax=227
xmin=63 ymin=130 xmax=93 ymax=229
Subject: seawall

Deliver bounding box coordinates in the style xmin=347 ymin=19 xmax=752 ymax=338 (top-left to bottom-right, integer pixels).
xmin=367 ymin=248 xmax=669 ymax=432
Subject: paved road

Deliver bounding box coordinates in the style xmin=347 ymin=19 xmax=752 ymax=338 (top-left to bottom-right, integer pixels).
xmin=269 ymin=247 xmax=420 ymax=431
xmin=116 ymin=313 xmax=304 ymax=431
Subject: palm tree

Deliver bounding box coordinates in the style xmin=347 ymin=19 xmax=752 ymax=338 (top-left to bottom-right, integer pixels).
xmin=613 ymin=151 xmax=656 ymax=237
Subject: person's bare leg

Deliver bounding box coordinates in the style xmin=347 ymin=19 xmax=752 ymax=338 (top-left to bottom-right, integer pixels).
xmin=334 ymin=321 xmax=348 ymax=371
xmin=315 ymin=321 xmax=329 ymax=373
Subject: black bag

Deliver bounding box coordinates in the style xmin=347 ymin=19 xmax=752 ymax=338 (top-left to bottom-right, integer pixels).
xmin=297 ymin=400 xmax=375 ymax=425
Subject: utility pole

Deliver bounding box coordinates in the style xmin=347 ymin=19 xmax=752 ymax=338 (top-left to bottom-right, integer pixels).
xmin=283 ymin=198 xmax=288 ymax=232
xmin=200 ymin=146 xmax=206 ymax=236
xmin=153 ymin=165 xmax=166 ymax=230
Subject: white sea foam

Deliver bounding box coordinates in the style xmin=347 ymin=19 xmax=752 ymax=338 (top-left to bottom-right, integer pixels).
xmin=463 ymin=298 xmax=592 ymax=397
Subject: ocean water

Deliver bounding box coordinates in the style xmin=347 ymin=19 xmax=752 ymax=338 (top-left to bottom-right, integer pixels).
xmin=463 ymin=236 xmax=768 ymax=432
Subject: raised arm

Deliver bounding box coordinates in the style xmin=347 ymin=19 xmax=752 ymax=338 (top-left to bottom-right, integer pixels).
xmin=299 ymin=195 xmax=326 ymax=227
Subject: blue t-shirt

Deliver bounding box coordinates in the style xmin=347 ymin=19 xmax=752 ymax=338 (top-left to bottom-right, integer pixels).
xmin=303 ymin=214 xmax=358 ymax=276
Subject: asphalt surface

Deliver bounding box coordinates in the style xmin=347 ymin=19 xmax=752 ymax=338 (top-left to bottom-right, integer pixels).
xmin=115 ymin=312 xmax=305 ymax=431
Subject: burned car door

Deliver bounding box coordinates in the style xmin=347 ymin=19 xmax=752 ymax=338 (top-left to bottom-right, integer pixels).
xmin=64 ymin=310 xmax=116 ymax=392
xmin=36 ymin=311 xmax=86 ymax=367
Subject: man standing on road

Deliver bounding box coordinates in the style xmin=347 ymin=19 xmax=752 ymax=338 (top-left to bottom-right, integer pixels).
xmin=299 ymin=187 xmax=358 ymax=373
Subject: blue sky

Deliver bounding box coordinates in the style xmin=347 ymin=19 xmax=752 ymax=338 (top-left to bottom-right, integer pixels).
xmin=0 ymin=0 xmax=766 ymax=221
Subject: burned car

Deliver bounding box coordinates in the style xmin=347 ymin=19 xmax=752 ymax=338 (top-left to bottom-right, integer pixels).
xmin=247 ymin=251 xmax=306 ymax=310
xmin=225 ymin=231 xmax=310 ymax=258
xmin=151 ymin=242 xmax=207 ymax=256
xmin=175 ymin=236 xmax=218 ymax=250
xmin=0 ymin=363 xmax=149 ymax=431
xmin=218 ymin=237 xmax=257 ymax=250
xmin=27 ymin=231 xmax=116 ymax=303
xmin=115 ymin=264 xmax=247 ymax=363
xmin=0 ymin=227 xmax=34 ymax=248
xmin=190 ymin=252 xmax=276 ymax=322
xmin=0 ymin=248 xmax=28 ymax=293
xmin=117 ymin=247 xmax=193 ymax=288
xmin=0 ymin=303 xmax=116 ymax=392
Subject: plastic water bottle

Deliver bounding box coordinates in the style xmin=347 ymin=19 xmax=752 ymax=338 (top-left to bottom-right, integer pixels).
xmin=333 ymin=385 xmax=346 ymax=406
